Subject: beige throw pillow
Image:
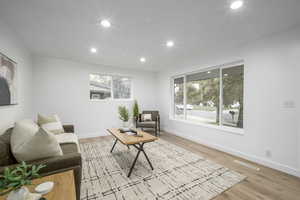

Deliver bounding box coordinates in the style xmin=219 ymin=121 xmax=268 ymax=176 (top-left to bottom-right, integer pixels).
xmin=142 ymin=114 xmax=152 ymax=121
xmin=10 ymin=119 xmax=39 ymax=148
xmin=37 ymin=114 xmax=64 ymax=134
xmin=11 ymin=120 xmax=63 ymax=162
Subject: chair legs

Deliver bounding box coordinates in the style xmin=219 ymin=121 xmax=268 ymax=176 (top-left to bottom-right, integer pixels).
xmin=158 ymin=122 xmax=161 ymax=133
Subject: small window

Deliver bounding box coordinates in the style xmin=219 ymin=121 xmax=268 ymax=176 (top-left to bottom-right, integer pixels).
xmin=90 ymin=74 xmax=132 ymax=100
xmin=113 ymin=76 xmax=131 ymax=99
xmin=90 ymin=74 xmax=112 ymax=100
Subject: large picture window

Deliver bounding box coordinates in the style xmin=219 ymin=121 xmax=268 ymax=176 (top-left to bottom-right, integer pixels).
xmin=90 ymin=74 xmax=132 ymax=100
xmin=172 ymin=64 xmax=244 ymax=129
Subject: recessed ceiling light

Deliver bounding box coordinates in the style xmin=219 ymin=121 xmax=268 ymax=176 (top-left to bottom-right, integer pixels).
xmin=100 ymin=19 xmax=111 ymax=28
xmin=90 ymin=47 xmax=97 ymax=53
xmin=230 ymin=0 xmax=243 ymax=10
xmin=207 ymin=71 xmax=211 ymax=74
xmin=224 ymin=74 xmax=228 ymax=76
xmin=140 ymin=57 xmax=146 ymax=63
xmin=166 ymin=40 xmax=174 ymax=47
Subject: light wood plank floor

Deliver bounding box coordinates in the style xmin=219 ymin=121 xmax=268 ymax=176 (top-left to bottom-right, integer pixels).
xmin=80 ymin=132 xmax=300 ymax=200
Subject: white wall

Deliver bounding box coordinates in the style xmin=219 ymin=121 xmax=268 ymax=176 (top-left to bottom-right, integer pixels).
xmin=298 ymin=64 xmax=300 ymax=171
xmin=32 ymin=57 xmax=158 ymax=138
xmin=0 ymin=19 xmax=33 ymax=134
xmin=157 ymin=26 xmax=300 ymax=177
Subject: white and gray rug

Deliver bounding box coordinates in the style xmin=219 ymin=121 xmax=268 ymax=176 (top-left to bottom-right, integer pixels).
xmin=80 ymin=139 xmax=245 ymax=200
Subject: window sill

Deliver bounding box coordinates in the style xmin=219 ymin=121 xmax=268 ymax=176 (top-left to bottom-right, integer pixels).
xmin=169 ymin=117 xmax=244 ymax=135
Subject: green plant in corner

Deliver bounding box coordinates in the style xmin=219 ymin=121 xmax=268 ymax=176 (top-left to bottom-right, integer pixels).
xmin=133 ymin=100 xmax=139 ymax=119
xmin=118 ymin=105 xmax=129 ymax=122
xmin=0 ymin=161 xmax=46 ymax=196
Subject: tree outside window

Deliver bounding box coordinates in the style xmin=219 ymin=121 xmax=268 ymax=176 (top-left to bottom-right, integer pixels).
xmin=172 ymin=64 xmax=244 ymax=129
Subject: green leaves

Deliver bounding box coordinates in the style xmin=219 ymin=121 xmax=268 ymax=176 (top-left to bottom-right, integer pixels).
xmin=118 ymin=106 xmax=129 ymax=122
xmin=133 ymin=100 xmax=139 ymax=118
xmin=0 ymin=162 xmax=46 ymax=196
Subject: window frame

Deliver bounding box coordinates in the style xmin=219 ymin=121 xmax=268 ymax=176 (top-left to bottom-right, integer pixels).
xmin=89 ymin=73 xmax=133 ymax=101
xmin=170 ymin=60 xmax=244 ymax=135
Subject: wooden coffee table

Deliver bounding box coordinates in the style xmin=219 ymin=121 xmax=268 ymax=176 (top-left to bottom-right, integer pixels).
xmin=107 ymin=128 xmax=158 ymax=177
xmin=0 ymin=170 xmax=76 ymax=200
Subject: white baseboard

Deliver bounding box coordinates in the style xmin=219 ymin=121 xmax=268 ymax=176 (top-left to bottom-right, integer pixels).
xmin=77 ymin=132 xmax=108 ymax=139
xmin=165 ymin=128 xmax=300 ymax=178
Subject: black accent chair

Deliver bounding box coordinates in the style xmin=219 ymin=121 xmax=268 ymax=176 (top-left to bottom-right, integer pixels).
xmin=135 ymin=111 xmax=160 ymax=136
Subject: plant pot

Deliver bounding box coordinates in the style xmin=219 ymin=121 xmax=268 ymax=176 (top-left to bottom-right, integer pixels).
xmin=122 ymin=121 xmax=130 ymax=128
xmin=7 ymin=186 xmax=41 ymax=200
xmin=7 ymin=186 xmax=29 ymax=200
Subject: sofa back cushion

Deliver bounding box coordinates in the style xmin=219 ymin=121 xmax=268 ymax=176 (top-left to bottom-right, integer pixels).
xmin=0 ymin=128 xmax=17 ymax=166
xmin=37 ymin=114 xmax=64 ymax=134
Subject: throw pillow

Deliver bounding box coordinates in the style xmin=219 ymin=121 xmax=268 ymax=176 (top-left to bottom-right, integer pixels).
xmin=37 ymin=114 xmax=64 ymax=134
xmin=11 ymin=120 xmax=63 ymax=162
xmin=10 ymin=119 xmax=39 ymax=149
xmin=142 ymin=114 xmax=152 ymax=121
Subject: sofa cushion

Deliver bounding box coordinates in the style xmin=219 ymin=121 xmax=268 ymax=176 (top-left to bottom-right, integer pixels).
xmin=61 ymin=143 xmax=79 ymax=154
xmin=55 ymin=133 xmax=80 ymax=152
xmin=11 ymin=119 xmax=63 ymax=162
xmin=37 ymin=114 xmax=64 ymax=134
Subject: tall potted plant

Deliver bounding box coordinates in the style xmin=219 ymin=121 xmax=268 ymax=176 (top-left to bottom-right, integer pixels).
xmin=132 ymin=100 xmax=139 ymax=125
xmin=118 ymin=105 xmax=130 ymax=128
xmin=0 ymin=161 xmax=45 ymax=200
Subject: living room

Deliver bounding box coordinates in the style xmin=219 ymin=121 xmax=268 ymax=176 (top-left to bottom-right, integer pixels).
xmin=0 ymin=0 xmax=300 ymax=200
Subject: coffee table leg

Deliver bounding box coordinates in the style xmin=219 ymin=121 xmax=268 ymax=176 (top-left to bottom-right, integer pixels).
xmin=110 ymin=139 xmax=118 ymax=153
xmin=127 ymin=143 xmax=154 ymax=177
xmin=140 ymin=144 xmax=154 ymax=170
xmin=128 ymin=149 xmax=141 ymax=177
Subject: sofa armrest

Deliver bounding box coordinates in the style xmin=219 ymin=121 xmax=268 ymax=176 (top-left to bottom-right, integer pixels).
xmin=0 ymin=152 xmax=81 ymax=174
xmin=36 ymin=153 xmax=81 ymax=174
xmin=63 ymin=125 xmax=74 ymax=133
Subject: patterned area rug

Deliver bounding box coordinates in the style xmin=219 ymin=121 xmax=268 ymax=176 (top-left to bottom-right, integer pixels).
xmin=80 ymin=138 xmax=245 ymax=200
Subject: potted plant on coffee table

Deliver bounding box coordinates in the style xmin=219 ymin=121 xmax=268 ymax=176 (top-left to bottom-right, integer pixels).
xmin=118 ymin=105 xmax=130 ymax=128
xmin=132 ymin=100 xmax=139 ymax=126
xmin=0 ymin=161 xmax=46 ymax=200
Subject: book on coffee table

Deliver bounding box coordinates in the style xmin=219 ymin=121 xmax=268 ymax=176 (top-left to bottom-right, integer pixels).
xmin=119 ymin=128 xmax=143 ymax=137
xmin=119 ymin=127 xmax=130 ymax=132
